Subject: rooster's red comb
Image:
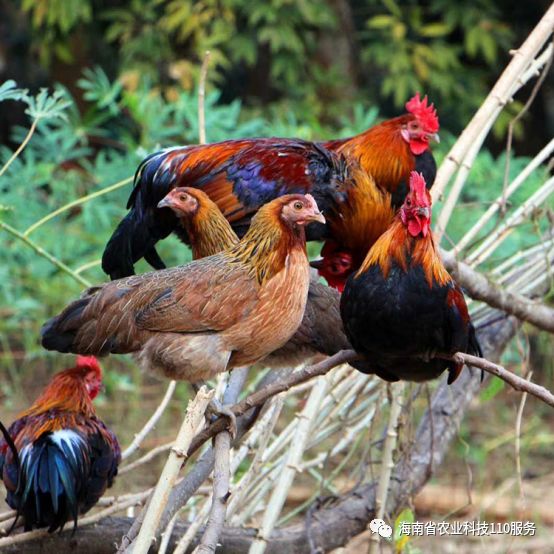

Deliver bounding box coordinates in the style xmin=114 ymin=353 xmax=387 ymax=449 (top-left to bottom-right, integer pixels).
xmin=408 ymin=171 xmax=431 ymax=206
xmin=76 ymin=355 xmax=102 ymax=376
xmin=406 ymin=93 xmax=439 ymax=133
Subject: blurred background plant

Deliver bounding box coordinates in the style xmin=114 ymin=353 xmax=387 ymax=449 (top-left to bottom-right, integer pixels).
xmin=0 ymin=2 xmax=553 ymax=551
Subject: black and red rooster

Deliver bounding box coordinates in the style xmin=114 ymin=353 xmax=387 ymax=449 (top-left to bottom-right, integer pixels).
xmin=0 ymin=356 xmax=120 ymax=532
xmin=340 ymin=171 xmax=482 ymax=383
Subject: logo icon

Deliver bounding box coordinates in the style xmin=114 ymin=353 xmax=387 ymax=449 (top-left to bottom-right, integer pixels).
xmin=369 ymin=518 xmax=393 ymax=538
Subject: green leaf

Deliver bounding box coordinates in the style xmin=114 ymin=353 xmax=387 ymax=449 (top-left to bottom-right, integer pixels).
xmin=367 ymin=15 xmax=394 ymax=29
xmin=419 ymin=22 xmax=451 ymax=37
xmin=24 ymin=88 xmax=72 ymax=121
xmin=0 ymin=81 xmax=28 ymax=103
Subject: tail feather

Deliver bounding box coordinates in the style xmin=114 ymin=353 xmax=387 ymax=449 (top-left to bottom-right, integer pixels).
xmin=102 ymin=149 xmax=183 ymax=279
xmin=41 ymin=298 xmax=91 ymax=353
xmin=18 ymin=432 xmax=87 ymax=532
xmin=101 ymin=208 xmax=172 ymax=280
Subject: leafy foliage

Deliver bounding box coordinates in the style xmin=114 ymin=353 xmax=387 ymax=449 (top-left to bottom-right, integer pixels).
xmin=16 ymin=0 xmax=523 ymax=129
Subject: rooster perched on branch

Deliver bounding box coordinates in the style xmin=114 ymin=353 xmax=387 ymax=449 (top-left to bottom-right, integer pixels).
xmin=0 ymin=356 xmax=120 ymax=532
xmin=42 ymin=195 xmax=324 ymax=383
xmin=101 ymin=94 xmax=439 ymax=291
xmin=340 ymin=172 xmax=481 ymax=384
xmin=159 ymin=187 xmax=351 ymax=367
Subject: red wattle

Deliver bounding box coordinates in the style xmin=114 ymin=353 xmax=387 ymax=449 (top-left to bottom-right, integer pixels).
xmin=409 ymin=139 xmax=429 ymax=156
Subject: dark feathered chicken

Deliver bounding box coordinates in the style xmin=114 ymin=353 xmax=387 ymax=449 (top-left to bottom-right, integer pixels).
xmin=102 ymin=140 xmax=347 ymax=279
xmin=340 ymin=172 xmax=481 ymax=384
xmin=0 ymin=356 xmax=120 ymax=532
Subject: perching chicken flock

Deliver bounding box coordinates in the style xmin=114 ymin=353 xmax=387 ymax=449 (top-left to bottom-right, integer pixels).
xmin=0 ymin=93 xmax=483 ymax=533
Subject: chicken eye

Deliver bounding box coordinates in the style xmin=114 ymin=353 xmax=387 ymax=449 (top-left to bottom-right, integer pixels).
xmin=294 ymin=201 xmax=304 ymax=210
xmin=406 ymin=198 xmax=412 ymax=206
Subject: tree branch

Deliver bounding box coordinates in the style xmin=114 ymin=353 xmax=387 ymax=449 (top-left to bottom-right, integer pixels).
xmin=442 ymin=352 xmax=554 ymax=408
xmin=0 ymin=311 xmax=519 ymax=554
xmin=132 ymin=387 xmax=214 ymax=554
xmin=441 ymin=249 xmax=554 ymax=333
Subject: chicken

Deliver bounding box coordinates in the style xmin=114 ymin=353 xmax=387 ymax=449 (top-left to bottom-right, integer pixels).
xmin=157 ymin=186 xmax=240 ymax=257
xmin=100 ymin=94 xmax=438 ymax=287
xmin=314 ymin=93 xmax=440 ymax=288
xmin=101 ymin=140 xmax=347 ymax=279
xmin=158 ymin=187 xmax=351 ymax=368
xmin=0 ymin=356 xmax=120 ymax=532
xmin=340 ymin=172 xmax=481 ymax=384
xmin=41 ymin=195 xmax=324 ymax=383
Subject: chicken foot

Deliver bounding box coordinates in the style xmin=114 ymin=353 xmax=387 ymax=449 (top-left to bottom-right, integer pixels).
xmin=192 ymin=382 xmax=237 ymax=439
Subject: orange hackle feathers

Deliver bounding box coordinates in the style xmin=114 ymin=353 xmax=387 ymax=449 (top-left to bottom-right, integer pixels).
xmin=228 ymin=193 xmax=321 ymax=285
xmin=326 ymin=163 xmax=395 ymax=268
xmin=330 ymin=117 xmax=416 ymax=195
xmin=19 ymin=357 xmax=103 ymax=425
xmin=357 ymin=171 xmax=450 ymax=288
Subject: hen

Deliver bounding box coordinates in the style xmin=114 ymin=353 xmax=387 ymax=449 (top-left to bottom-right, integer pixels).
xmin=158 ymin=187 xmax=350 ymax=367
xmin=340 ymin=172 xmax=481 ymax=384
xmin=42 ymin=195 xmax=324 ymax=382
xmin=0 ymin=356 xmax=120 ymax=532
xmin=101 ymin=94 xmax=438 ymax=287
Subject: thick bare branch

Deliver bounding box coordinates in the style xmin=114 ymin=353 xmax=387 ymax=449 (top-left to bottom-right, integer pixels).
xmin=441 ymin=249 xmax=554 ymax=333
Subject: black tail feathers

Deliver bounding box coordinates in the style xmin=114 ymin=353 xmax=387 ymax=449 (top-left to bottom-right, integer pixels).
xmin=101 ymin=209 xmax=170 ymax=280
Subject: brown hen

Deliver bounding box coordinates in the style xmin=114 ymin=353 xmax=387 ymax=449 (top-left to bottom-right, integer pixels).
xmin=41 ymin=194 xmax=324 ymax=382
xmin=158 ymin=187 xmax=351 ymax=368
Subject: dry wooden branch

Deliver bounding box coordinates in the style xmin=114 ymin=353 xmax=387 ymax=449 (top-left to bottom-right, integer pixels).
xmin=188 ymin=350 xmax=359 ymax=453
xmin=249 ymin=376 xmax=330 ymax=554
xmin=433 ymin=4 xmax=554 ymax=236
xmin=198 ymin=51 xmax=211 ymax=145
xmin=443 ymin=352 xmax=554 ymax=408
xmin=193 ymin=430 xmax=231 ymax=553
xmin=367 ymin=381 xmax=404 ymax=554
xmin=441 ymin=249 xmax=554 ymax=333
xmin=131 ymin=386 xmax=214 ymax=554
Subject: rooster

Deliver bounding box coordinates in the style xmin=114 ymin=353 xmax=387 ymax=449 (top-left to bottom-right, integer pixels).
xmin=0 ymin=356 xmax=120 ymax=532
xmin=101 ymin=94 xmax=439 ymax=289
xmin=42 ymin=195 xmax=324 ymax=384
xmin=314 ymin=93 xmax=440 ymax=288
xmin=340 ymin=172 xmax=481 ymax=384
xmin=158 ymin=187 xmax=351 ymax=367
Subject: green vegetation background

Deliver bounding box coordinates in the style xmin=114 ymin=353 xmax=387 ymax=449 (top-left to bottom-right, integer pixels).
xmin=0 ymin=1 xmax=551 ymax=404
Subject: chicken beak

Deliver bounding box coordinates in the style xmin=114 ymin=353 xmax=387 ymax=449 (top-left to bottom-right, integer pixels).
xmin=429 ymin=132 xmax=440 ymax=144
xmin=157 ymin=197 xmax=173 ymax=209
xmin=310 ymin=258 xmax=325 ymax=270
xmin=308 ymin=211 xmax=326 ymax=224
xmin=417 ymin=207 xmax=430 ymax=218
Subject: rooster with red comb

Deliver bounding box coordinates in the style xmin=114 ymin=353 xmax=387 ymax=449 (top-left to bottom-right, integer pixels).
xmin=0 ymin=356 xmax=120 ymax=532
xmin=340 ymin=171 xmax=482 ymax=384
xmin=315 ymin=92 xmax=441 ymax=289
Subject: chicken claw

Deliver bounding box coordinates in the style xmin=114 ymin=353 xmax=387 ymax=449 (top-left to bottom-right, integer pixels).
xmin=206 ymin=398 xmax=237 ymax=440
